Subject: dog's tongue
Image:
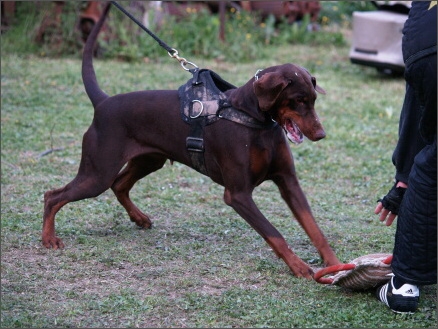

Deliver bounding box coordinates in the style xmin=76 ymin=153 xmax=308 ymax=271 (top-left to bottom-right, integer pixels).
xmin=284 ymin=119 xmax=304 ymax=144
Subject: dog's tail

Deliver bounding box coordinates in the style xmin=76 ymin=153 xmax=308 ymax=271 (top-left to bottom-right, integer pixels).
xmin=82 ymin=2 xmax=111 ymax=108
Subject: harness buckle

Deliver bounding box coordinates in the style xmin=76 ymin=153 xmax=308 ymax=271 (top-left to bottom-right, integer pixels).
xmin=186 ymin=137 xmax=204 ymax=152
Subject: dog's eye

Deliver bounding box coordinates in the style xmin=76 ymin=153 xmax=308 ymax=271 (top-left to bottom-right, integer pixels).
xmin=288 ymin=97 xmax=307 ymax=108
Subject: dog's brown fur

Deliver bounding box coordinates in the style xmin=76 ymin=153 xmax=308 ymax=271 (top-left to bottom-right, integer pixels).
xmin=42 ymin=3 xmax=340 ymax=279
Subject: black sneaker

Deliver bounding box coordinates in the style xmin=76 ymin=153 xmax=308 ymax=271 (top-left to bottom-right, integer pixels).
xmin=376 ymin=276 xmax=419 ymax=314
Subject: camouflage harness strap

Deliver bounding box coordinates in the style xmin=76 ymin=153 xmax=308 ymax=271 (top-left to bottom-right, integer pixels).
xmin=178 ymin=68 xmax=277 ymax=175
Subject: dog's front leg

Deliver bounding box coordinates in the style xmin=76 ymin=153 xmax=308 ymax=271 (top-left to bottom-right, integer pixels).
xmin=274 ymin=174 xmax=341 ymax=268
xmin=223 ymin=188 xmax=314 ymax=279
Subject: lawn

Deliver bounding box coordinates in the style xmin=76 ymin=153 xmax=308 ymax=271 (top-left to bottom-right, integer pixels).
xmin=1 ymin=35 xmax=436 ymax=328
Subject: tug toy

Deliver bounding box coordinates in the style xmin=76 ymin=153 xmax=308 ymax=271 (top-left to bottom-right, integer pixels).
xmin=314 ymin=253 xmax=393 ymax=290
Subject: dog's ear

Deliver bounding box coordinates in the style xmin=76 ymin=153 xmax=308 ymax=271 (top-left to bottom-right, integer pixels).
xmin=311 ymin=76 xmax=326 ymax=95
xmin=301 ymin=66 xmax=326 ymax=95
xmin=253 ymin=73 xmax=289 ymax=111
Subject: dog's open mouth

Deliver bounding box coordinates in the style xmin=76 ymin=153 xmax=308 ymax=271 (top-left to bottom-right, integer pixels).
xmin=284 ymin=118 xmax=304 ymax=144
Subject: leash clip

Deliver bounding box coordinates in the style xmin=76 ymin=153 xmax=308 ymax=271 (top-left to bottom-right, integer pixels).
xmin=168 ymin=48 xmax=198 ymax=71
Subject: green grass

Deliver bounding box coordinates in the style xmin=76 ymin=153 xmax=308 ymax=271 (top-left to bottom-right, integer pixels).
xmin=1 ymin=41 xmax=436 ymax=328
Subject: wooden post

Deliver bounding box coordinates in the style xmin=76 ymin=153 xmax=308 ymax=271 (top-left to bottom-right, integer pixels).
xmin=219 ymin=1 xmax=225 ymax=42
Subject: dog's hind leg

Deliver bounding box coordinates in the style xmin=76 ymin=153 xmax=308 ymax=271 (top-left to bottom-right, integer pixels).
xmin=43 ymin=131 xmax=128 ymax=248
xmin=43 ymin=170 xmax=122 ymax=249
xmin=111 ymin=154 xmax=167 ymax=228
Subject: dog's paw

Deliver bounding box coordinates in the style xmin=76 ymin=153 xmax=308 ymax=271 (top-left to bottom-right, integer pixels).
xmin=131 ymin=217 xmax=152 ymax=229
xmin=42 ymin=235 xmax=65 ymax=249
xmin=128 ymin=210 xmax=152 ymax=229
xmin=137 ymin=222 xmax=152 ymax=229
xmin=292 ymin=265 xmax=314 ymax=279
xmin=324 ymin=257 xmax=342 ymax=267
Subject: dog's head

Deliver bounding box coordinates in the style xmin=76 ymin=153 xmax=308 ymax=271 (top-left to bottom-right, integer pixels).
xmin=253 ymin=64 xmax=326 ymax=144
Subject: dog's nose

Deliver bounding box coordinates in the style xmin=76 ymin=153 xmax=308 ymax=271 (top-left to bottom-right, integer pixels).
xmin=313 ymin=129 xmax=326 ymax=141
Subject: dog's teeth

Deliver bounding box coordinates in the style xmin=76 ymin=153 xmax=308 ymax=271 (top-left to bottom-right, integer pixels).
xmin=284 ymin=120 xmax=303 ymax=144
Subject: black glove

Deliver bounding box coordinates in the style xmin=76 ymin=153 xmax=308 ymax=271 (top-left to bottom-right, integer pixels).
xmin=377 ymin=183 xmax=407 ymax=215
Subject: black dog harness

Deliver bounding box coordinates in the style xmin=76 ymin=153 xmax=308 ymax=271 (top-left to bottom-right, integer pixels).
xmin=178 ymin=68 xmax=277 ymax=175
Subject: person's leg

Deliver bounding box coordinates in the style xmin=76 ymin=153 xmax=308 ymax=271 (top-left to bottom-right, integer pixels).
xmin=377 ymin=139 xmax=437 ymax=313
xmin=392 ymin=139 xmax=437 ymax=285
xmin=392 ymin=53 xmax=437 ymax=286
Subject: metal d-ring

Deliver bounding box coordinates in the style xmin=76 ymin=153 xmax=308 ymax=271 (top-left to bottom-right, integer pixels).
xmin=180 ymin=60 xmax=198 ymax=71
xmin=190 ymin=100 xmax=204 ymax=118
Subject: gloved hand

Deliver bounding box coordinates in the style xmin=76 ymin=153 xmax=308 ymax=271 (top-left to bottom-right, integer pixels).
xmin=377 ymin=183 xmax=407 ymax=215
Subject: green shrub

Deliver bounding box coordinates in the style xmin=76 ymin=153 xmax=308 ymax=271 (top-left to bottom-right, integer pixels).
xmin=2 ymin=2 xmax=346 ymax=62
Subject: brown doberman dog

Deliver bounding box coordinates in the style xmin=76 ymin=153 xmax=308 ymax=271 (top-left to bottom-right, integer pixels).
xmin=42 ymin=3 xmax=340 ymax=279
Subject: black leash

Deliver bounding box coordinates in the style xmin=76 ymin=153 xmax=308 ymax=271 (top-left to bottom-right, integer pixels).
xmin=110 ymin=1 xmax=197 ymax=71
